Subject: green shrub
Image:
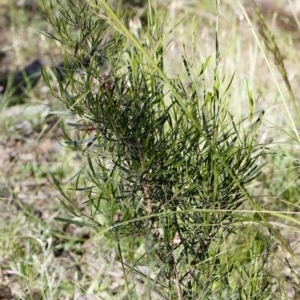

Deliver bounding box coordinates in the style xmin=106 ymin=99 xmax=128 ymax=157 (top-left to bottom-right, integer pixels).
xmin=42 ymin=1 xmax=269 ymax=298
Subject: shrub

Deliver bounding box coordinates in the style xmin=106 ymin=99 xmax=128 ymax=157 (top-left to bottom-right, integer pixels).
xmin=42 ymin=1 xmax=268 ymax=298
